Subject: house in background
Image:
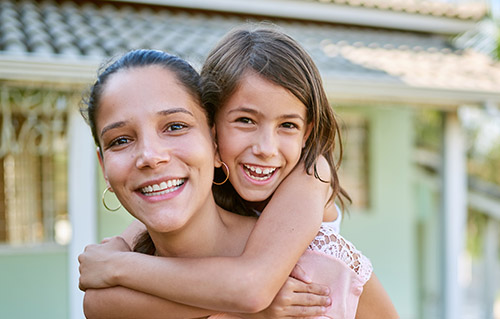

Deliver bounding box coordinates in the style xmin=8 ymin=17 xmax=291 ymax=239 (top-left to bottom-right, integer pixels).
xmin=0 ymin=1 xmax=499 ymax=318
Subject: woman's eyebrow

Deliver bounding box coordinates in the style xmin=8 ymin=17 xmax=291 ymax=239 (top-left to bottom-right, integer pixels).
xmin=100 ymin=121 xmax=126 ymax=138
xmin=100 ymin=108 xmax=194 ymax=138
xmin=158 ymin=107 xmax=194 ymax=117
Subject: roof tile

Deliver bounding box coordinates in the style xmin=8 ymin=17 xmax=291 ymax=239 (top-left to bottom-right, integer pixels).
xmin=1 ymin=0 xmax=499 ymax=94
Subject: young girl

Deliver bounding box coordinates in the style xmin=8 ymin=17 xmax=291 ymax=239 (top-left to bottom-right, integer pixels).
xmin=79 ymin=27 xmax=397 ymax=318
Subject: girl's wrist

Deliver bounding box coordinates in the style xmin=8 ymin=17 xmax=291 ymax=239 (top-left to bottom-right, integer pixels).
xmin=107 ymin=251 xmax=131 ymax=286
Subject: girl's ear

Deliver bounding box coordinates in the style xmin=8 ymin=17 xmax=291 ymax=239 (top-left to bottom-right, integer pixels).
xmin=303 ymin=123 xmax=313 ymax=148
xmin=96 ymin=147 xmax=112 ymax=189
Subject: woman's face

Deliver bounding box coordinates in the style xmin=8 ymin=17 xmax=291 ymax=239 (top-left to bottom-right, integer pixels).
xmin=96 ymin=65 xmax=216 ymax=234
xmin=215 ymin=72 xmax=311 ymax=205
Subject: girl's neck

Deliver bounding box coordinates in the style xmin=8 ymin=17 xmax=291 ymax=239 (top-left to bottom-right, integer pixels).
xmin=245 ymin=197 xmax=272 ymax=214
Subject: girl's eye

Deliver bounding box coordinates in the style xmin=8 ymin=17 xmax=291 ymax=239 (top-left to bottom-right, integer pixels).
xmin=236 ymin=117 xmax=254 ymax=124
xmin=281 ymin=122 xmax=298 ymax=129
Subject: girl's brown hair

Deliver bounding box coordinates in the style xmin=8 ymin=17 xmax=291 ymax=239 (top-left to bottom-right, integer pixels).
xmin=202 ymin=25 xmax=350 ymax=213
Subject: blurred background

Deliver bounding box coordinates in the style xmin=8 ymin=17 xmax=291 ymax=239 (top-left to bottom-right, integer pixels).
xmin=0 ymin=0 xmax=499 ymax=318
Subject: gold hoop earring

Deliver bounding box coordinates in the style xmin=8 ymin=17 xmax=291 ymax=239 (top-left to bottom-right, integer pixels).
xmin=102 ymin=187 xmax=121 ymax=212
xmin=213 ymin=162 xmax=229 ymax=186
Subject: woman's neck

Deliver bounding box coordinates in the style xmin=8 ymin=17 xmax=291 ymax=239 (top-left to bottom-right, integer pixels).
xmin=148 ymin=197 xmax=255 ymax=258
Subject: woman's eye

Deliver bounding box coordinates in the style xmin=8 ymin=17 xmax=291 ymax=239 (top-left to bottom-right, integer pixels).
xmin=167 ymin=122 xmax=188 ymax=131
xmin=110 ymin=137 xmax=130 ymax=147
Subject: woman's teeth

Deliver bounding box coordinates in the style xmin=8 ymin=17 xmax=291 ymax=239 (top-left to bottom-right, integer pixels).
xmin=141 ymin=179 xmax=184 ymax=196
xmin=243 ymin=165 xmax=276 ymax=181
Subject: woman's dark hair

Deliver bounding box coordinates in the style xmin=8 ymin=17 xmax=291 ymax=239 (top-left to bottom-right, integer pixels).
xmin=202 ymin=26 xmax=351 ymax=214
xmin=81 ymin=49 xmax=203 ymax=150
xmin=80 ymin=49 xmax=203 ymax=255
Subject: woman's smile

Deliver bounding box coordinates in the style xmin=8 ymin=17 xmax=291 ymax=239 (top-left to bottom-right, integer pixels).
xmin=96 ymin=65 xmax=218 ymax=234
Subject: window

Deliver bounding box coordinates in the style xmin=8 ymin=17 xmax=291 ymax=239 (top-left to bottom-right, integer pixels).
xmin=337 ymin=113 xmax=370 ymax=210
xmin=0 ymin=85 xmax=73 ymax=245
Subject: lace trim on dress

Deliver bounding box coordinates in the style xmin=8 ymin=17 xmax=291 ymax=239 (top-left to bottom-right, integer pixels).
xmin=308 ymin=225 xmax=373 ymax=283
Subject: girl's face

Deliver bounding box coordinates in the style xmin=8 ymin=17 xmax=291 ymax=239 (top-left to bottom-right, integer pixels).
xmin=96 ymin=66 xmax=217 ymax=235
xmin=215 ymin=72 xmax=311 ymax=206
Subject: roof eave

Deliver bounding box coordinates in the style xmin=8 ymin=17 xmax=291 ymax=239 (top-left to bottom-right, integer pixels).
xmin=323 ymin=77 xmax=500 ymax=109
xmin=1 ymin=57 xmax=498 ymax=108
xmin=116 ymin=0 xmax=480 ymax=34
xmin=0 ymin=55 xmax=101 ymax=85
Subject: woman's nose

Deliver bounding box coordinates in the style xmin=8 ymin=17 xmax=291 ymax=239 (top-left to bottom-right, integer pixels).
xmin=135 ymin=137 xmax=170 ymax=169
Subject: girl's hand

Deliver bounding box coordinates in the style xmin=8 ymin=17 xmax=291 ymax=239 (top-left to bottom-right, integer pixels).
xmin=240 ymin=266 xmax=332 ymax=319
xmin=78 ymin=236 xmax=131 ymax=291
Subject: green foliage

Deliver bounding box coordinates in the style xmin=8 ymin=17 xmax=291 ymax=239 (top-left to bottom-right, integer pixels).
xmin=469 ymin=149 xmax=500 ymax=185
xmin=496 ymin=32 xmax=500 ymax=60
xmin=466 ymin=209 xmax=488 ymax=259
xmin=415 ymin=109 xmax=442 ymax=152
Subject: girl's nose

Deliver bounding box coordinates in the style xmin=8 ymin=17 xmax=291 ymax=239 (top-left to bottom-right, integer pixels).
xmin=252 ymin=128 xmax=278 ymax=158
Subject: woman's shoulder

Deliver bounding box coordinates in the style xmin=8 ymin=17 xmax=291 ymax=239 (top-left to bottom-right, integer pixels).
xmin=308 ymin=224 xmax=372 ymax=282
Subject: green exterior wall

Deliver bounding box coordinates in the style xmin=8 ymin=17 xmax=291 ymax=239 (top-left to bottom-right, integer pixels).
xmin=339 ymin=105 xmax=418 ymax=318
xmin=0 ymin=246 xmax=69 ymax=319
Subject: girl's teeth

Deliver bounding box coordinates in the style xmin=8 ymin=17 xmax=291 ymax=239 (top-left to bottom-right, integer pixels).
xmin=243 ymin=165 xmax=276 ymax=181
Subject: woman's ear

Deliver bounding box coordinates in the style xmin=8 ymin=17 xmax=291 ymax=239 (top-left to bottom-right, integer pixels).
xmin=96 ymin=147 xmax=112 ymax=189
xmin=211 ymin=126 xmax=223 ymax=169
xmin=214 ymin=147 xmax=223 ymax=169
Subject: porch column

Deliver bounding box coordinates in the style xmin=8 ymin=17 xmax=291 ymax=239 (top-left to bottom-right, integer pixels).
xmin=441 ymin=110 xmax=467 ymax=319
xmin=484 ymin=218 xmax=498 ymax=319
xmin=68 ymin=110 xmax=97 ymax=319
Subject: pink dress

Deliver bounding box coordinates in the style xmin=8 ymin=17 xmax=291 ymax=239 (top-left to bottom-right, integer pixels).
xmin=208 ymin=224 xmax=373 ymax=319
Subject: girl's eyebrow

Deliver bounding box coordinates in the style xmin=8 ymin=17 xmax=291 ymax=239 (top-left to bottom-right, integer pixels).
xmin=279 ymin=113 xmax=306 ymax=122
xmin=227 ymin=106 xmax=305 ymax=122
xmin=100 ymin=107 xmax=194 ymax=138
xmin=227 ymin=107 xmax=258 ymax=115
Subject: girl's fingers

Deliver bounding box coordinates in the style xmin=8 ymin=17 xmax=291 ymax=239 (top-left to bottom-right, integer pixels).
xmin=100 ymin=237 xmax=112 ymax=244
xmin=285 ymin=305 xmax=330 ymax=317
xmin=292 ymin=292 xmax=331 ymax=307
xmin=289 ymin=277 xmax=330 ymax=296
xmin=290 ymin=264 xmax=312 ymax=283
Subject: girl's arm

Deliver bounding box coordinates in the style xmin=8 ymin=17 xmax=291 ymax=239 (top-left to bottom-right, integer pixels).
xmin=83 ymin=287 xmax=216 ymax=319
xmin=79 ymin=158 xmax=331 ymax=313
xmin=356 ymin=274 xmax=399 ymax=319
xmin=83 ymin=267 xmax=331 ymax=319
